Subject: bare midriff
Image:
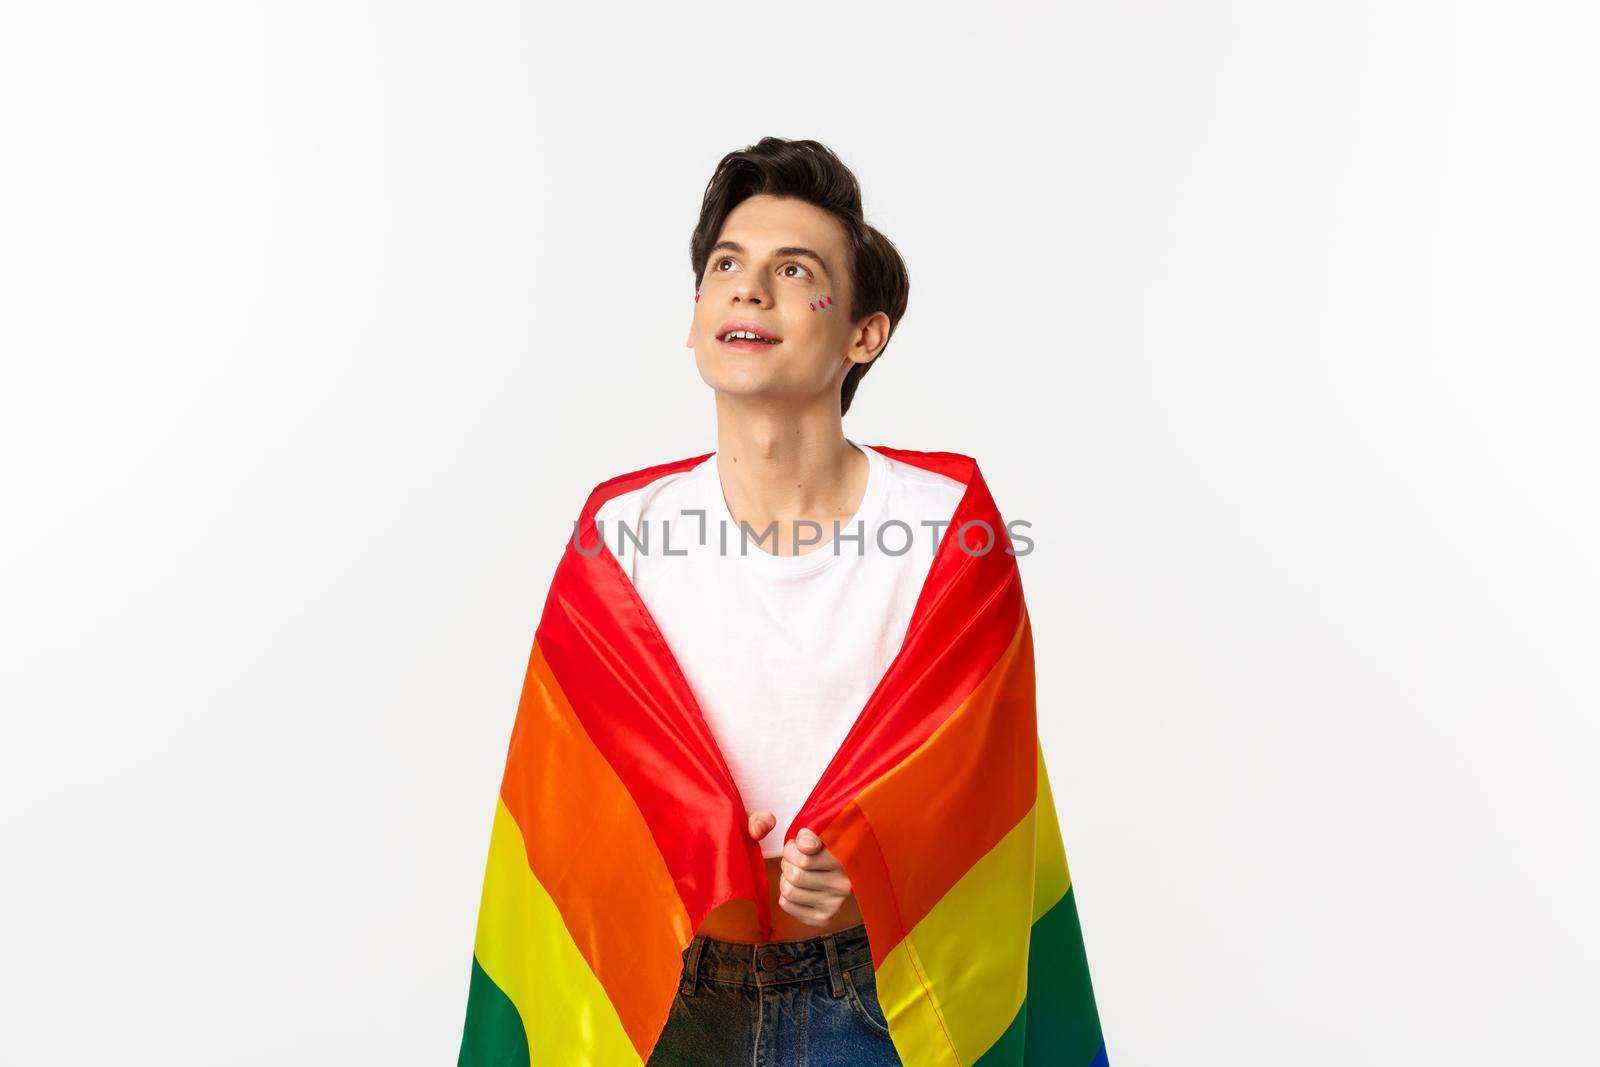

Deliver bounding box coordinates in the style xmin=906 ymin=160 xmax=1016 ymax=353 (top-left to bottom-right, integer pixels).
xmin=695 ymin=855 xmax=866 ymax=943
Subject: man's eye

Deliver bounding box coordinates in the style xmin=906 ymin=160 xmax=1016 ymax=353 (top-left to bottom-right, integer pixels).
xmin=715 ymin=257 xmax=736 ymax=271
xmin=781 ymin=263 xmax=811 ymax=279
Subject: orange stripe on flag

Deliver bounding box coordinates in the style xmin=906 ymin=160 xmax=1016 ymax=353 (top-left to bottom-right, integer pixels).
xmin=827 ymin=607 xmax=1038 ymax=965
xmin=499 ymin=639 xmax=693 ymax=1058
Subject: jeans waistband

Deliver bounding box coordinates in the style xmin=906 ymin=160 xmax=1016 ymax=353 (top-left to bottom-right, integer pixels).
xmin=678 ymin=921 xmax=874 ymax=997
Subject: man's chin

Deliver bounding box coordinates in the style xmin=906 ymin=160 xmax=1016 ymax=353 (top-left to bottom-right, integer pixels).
xmin=696 ymin=360 xmax=788 ymax=397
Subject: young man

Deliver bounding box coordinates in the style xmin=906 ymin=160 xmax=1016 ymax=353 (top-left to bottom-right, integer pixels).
xmin=595 ymin=137 xmax=961 ymax=1063
xmin=459 ymin=136 xmax=1108 ymax=1066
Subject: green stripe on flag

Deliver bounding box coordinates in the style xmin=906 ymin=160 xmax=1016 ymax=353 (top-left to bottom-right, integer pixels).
xmin=458 ymin=955 xmax=530 ymax=1067
xmin=975 ymin=885 xmax=1105 ymax=1066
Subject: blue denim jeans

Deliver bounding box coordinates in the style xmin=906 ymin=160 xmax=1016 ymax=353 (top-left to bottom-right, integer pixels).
xmin=646 ymin=920 xmax=904 ymax=1066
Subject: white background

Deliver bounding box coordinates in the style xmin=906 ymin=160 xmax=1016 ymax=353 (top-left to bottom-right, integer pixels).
xmin=2 ymin=2 xmax=1596 ymax=1063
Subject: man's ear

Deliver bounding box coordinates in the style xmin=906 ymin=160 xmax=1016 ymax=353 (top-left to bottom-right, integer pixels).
xmin=848 ymin=310 xmax=891 ymax=365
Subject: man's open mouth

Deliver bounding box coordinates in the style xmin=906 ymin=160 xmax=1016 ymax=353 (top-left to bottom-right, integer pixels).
xmin=716 ymin=320 xmax=782 ymax=346
xmin=719 ymin=330 xmax=781 ymax=345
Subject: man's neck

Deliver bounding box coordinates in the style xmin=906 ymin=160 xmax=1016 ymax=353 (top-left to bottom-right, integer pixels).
xmin=710 ymin=396 xmax=869 ymax=554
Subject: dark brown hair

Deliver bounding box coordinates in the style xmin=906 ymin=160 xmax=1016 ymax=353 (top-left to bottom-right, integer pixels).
xmin=690 ymin=137 xmax=910 ymax=417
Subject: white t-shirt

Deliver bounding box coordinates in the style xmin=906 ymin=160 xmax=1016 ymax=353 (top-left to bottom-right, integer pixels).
xmin=594 ymin=442 xmax=966 ymax=858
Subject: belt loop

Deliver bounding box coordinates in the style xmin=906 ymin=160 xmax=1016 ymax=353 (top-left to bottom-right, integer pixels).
xmin=680 ymin=934 xmax=707 ymax=998
xmin=822 ymin=930 xmax=846 ymax=998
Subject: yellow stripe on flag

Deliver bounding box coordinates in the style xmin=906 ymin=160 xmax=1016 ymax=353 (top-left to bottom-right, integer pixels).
xmin=1033 ymin=739 xmax=1072 ymax=921
xmin=873 ymin=742 xmax=1074 ymax=1066
xmin=472 ymin=796 xmax=641 ymax=1066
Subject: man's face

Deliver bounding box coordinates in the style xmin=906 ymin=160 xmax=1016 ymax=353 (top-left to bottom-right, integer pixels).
xmin=686 ymin=194 xmax=880 ymax=407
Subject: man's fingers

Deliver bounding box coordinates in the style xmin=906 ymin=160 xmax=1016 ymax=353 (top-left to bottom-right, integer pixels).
xmin=783 ymin=839 xmax=840 ymax=873
xmin=777 ymin=890 xmax=831 ymax=922
xmin=781 ymin=858 xmax=848 ymax=893
xmin=746 ymin=809 xmax=776 ymax=840
xmin=778 ymin=878 xmax=834 ymax=907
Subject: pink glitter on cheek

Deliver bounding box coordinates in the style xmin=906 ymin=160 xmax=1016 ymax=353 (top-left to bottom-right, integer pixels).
xmin=811 ymin=293 xmax=833 ymax=312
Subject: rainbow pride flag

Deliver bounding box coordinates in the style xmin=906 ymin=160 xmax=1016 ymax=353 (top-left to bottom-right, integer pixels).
xmin=459 ymin=447 xmax=1108 ymax=1066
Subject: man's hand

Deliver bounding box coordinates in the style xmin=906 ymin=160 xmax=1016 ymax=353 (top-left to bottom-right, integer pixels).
xmin=746 ymin=809 xmax=854 ymax=927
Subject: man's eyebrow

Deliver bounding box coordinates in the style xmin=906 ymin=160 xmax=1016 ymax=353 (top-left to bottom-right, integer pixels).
xmin=709 ymin=240 xmax=834 ymax=283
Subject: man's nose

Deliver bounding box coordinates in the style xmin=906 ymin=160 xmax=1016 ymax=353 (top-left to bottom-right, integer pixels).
xmin=730 ymin=275 xmax=770 ymax=306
